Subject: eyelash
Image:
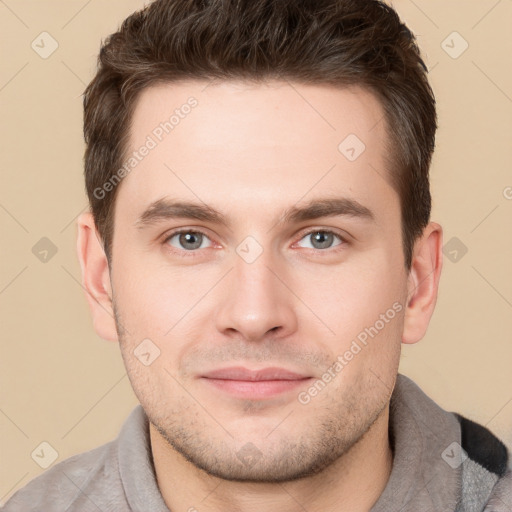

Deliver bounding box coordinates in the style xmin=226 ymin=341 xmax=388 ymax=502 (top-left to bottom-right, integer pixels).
xmin=161 ymin=228 xmax=348 ymax=257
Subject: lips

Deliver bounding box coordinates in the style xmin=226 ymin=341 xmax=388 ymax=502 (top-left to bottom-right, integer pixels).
xmin=200 ymin=366 xmax=312 ymax=399
xmin=201 ymin=366 xmax=310 ymax=381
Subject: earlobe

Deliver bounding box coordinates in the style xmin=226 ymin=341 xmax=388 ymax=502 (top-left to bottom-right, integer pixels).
xmin=76 ymin=211 xmax=118 ymax=342
xmin=402 ymin=222 xmax=443 ymax=345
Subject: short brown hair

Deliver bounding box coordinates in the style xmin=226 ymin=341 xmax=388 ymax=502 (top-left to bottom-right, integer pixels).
xmin=83 ymin=0 xmax=436 ymax=270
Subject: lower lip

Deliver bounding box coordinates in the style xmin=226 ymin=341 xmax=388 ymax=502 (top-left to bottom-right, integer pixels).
xmin=201 ymin=377 xmax=312 ymax=399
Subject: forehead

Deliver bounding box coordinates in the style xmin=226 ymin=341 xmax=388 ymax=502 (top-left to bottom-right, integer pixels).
xmin=129 ymin=79 xmax=387 ymax=154
xmin=115 ymin=80 xmax=396 ymax=225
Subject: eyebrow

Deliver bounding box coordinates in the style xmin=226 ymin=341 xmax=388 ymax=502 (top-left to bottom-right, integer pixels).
xmin=134 ymin=196 xmax=375 ymax=230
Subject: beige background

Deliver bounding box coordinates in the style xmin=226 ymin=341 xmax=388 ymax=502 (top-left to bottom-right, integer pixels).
xmin=1 ymin=0 xmax=511 ymax=504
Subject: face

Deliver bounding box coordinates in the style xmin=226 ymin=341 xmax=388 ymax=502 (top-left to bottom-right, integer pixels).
xmin=109 ymin=80 xmax=409 ymax=482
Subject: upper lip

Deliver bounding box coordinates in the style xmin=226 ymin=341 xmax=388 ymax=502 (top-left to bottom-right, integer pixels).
xmin=201 ymin=366 xmax=311 ymax=381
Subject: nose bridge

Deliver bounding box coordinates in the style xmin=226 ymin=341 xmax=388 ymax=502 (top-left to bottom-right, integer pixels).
xmin=232 ymin=239 xmax=284 ymax=311
xmin=235 ymin=244 xmax=278 ymax=298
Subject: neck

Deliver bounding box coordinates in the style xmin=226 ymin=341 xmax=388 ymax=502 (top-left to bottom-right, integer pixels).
xmin=150 ymin=406 xmax=393 ymax=512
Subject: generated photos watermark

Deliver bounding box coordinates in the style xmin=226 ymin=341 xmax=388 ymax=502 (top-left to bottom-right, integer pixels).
xmin=298 ymin=301 xmax=403 ymax=405
xmin=93 ymin=96 xmax=198 ymax=200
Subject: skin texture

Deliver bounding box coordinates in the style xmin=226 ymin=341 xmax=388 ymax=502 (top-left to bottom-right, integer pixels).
xmin=77 ymin=80 xmax=443 ymax=512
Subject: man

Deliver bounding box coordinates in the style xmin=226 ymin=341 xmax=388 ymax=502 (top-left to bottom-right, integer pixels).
xmin=3 ymin=0 xmax=510 ymax=510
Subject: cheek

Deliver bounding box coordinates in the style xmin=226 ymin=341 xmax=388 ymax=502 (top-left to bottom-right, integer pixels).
xmin=112 ymin=249 xmax=194 ymax=317
xmin=295 ymin=248 xmax=404 ymax=329
xmin=298 ymin=250 xmax=405 ymax=380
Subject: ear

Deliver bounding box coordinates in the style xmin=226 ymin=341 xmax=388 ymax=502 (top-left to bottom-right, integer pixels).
xmin=402 ymin=221 xmax=443 ymax=345
xmin=76 ymin=211 xmax=118 ymax=342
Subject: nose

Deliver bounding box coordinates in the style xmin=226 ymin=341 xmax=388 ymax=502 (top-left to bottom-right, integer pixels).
xmin=214 ymin=247 xmax=298 ymax=342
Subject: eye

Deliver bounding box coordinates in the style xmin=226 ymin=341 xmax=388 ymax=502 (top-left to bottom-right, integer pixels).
xmin=295 ymin=229 xmax=345 ymax=250
xmin=164 ymin=229 xmax=212 ymax=252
